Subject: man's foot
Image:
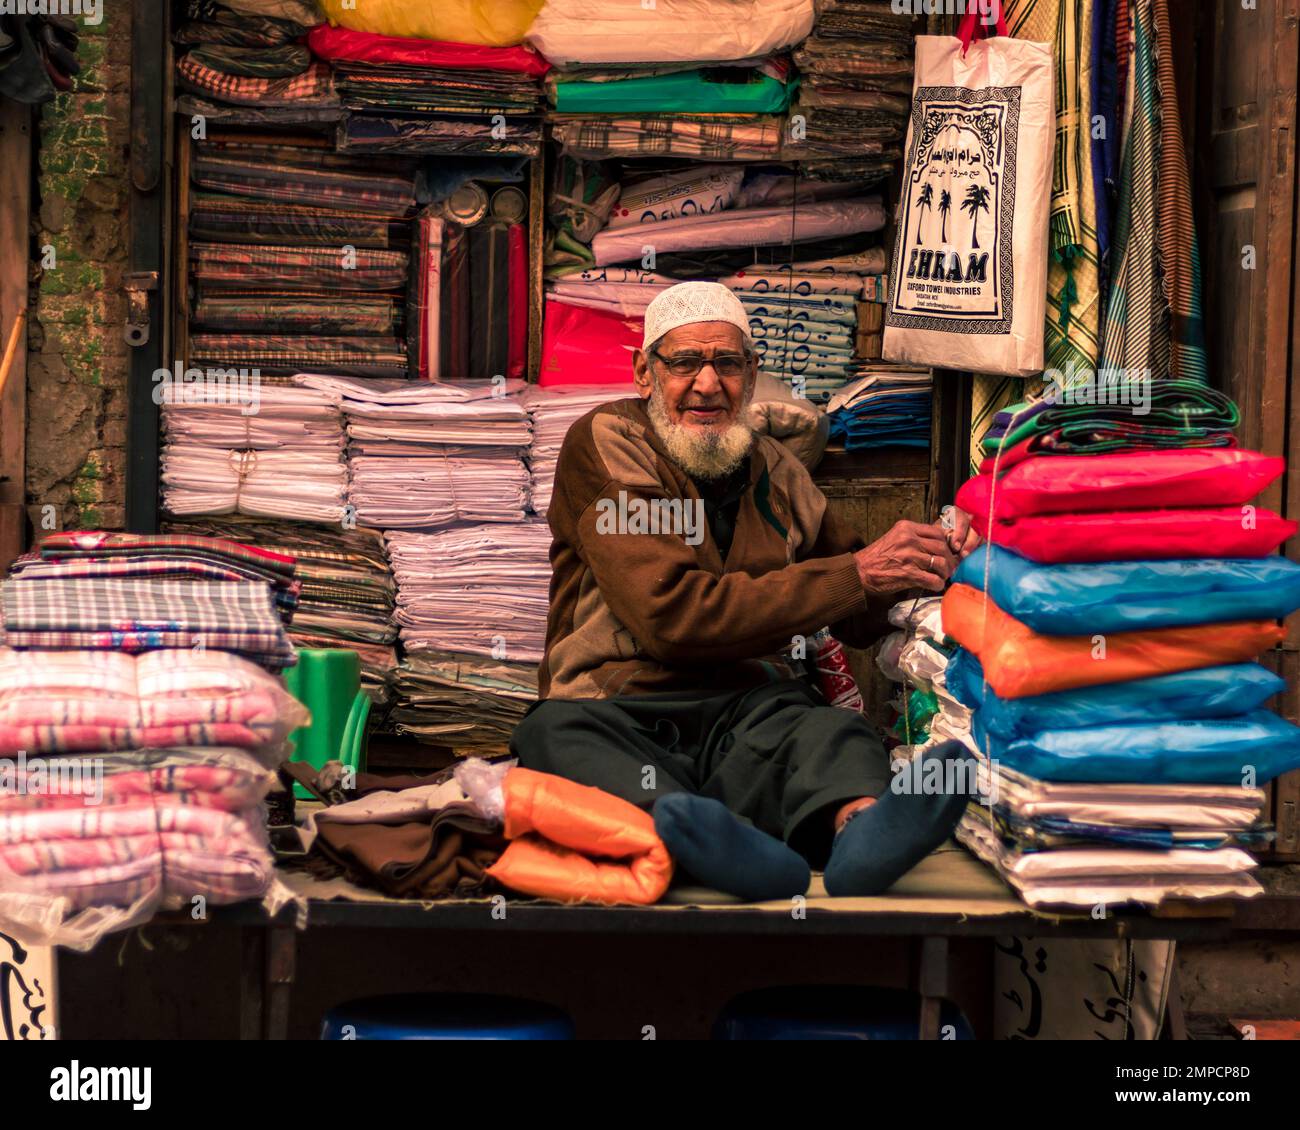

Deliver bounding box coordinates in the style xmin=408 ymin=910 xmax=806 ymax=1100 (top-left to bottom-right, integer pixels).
xmin=823 ymin=741 xmax=974 ymax=897
xmin=654 ymin=793 xmax=810 ymax=901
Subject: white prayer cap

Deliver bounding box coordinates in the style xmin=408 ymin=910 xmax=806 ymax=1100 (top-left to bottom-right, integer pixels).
xmin=642 ymin=281 xmax=754 ymax=352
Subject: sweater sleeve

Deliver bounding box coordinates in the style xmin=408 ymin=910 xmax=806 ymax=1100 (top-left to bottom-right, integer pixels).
xmin=575 ymin=480 xmax=871 ymax=664
xmin=798 ymin=497 xmax=893 ymax=649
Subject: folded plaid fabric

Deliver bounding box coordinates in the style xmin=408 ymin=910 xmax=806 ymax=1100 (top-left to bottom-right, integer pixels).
xmin=193 ymin=293 xmax=401 ymax=335
xmin=177 ymin=54 xmax=339 ymax=108
xmin=0 ymin=647 xmax=306 ymax=754
xmin=189 ymin=241 xmax=408 ymax=291
xmin=550 ymin=115 xmax=784 ymax=161
xmin=338 ymin=114 xmax=542 ymax=157
xmin=38 ymin=530 xmax=297 ymax=577
xmin=0 ymin=579 xmax=296 ymax=667
xmin=175 ymin=94 xmax=343 ymax=128
xmin=189 ymin=43 xmax=312 ymax=78
xmin=192 ymin=147 xmax=416 ymax=217
xmin=189 ymin=193 xmax=405 ymax=249
xmin=983 ymin=381 xmax=1240 ymax=455
xmin=188 ymin=333 xmax=408 ymax=378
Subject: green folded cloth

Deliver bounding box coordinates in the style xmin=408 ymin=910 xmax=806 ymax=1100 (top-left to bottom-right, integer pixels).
xmin=983 ymin=380 xmax=1240 ymax=455
xmin=551 ymin=69 xmax=792 ymax=115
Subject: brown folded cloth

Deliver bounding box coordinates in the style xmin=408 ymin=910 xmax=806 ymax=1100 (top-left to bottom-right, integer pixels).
xmin=284 ymin=761 xmax=505 ymax=899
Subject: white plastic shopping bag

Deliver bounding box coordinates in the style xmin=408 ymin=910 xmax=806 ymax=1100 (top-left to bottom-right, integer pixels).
xmin=884 ymin=12 xmax=1054 ymax=377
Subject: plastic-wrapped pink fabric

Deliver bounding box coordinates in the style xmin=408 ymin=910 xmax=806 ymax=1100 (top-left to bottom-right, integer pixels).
xmin=539 ymin=299 xmax=643 ymax=387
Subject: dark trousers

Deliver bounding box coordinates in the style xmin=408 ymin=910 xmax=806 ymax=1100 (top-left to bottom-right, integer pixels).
xmin=510 ymin=678 xmax=892 ymax=867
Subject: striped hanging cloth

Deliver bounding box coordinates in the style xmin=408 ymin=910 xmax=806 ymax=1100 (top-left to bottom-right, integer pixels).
xmin=1152 ymin=0 xmax=1209 ymax=382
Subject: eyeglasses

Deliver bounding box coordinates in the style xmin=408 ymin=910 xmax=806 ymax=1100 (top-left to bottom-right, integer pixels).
xmin=650 ymin=351 xmax=751 ymax=379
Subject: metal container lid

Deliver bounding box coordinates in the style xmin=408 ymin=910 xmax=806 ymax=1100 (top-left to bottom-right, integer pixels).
xmin=441 ymin=182 xmax=489 ymax=226
xmin=490 ymin=185 xmax=529 ymax=225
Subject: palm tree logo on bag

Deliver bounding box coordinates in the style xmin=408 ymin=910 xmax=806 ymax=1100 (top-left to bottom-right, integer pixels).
xmin=938 ymin=189 xmax=953 ymax=243
xmin=962 ymin=184 xmax=992 ymax=250
xmin=915 ymin=183 xmax=934 ymax=244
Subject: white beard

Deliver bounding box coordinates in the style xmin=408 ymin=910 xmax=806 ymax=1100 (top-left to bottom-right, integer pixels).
xmin=647 ymin=378 xmax=755 ymax=481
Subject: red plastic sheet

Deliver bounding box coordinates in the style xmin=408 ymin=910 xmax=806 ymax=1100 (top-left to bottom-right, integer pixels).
xmin=507 ymin=223 xmax=527 ymax=380
xmin=539 ymin=299 xmax=643 ymax=387
xmin=957 ymin=448 xmax=1283 ymax=520
xmin=307 ymin=25 xmax=551 ymax=75
xmin=972 ymin=506 xmax=1297 ymax=564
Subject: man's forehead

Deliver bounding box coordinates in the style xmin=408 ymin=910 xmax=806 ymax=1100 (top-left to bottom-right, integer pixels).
xmin=656 ymin=322 xmax=746 ymax=353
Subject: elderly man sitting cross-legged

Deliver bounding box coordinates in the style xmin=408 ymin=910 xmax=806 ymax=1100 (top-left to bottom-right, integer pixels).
xmin=511 ymin=282 xmax=978 ymax=899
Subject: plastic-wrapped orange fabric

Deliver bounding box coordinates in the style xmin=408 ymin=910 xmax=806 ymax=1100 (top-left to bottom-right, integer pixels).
xmin=318 ymin=0 xmax=543 ymax=47
xmin=486 ymin=768 xmax=673 ymax=905
xmin=941 ymin=583 xmax=1285 ymax=700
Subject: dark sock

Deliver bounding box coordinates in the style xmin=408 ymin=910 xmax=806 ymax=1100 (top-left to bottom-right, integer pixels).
xmin=654 ymin=793 xmax=810 ymax=901
xmin=823 ymin=741 xmax=975 ymax=897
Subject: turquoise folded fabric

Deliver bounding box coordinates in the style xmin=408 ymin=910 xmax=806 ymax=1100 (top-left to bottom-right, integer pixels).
xmin=552 ymin=70 xmax=792 ymax=114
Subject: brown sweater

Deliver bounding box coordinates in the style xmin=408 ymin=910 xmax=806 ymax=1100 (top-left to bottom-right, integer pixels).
xmin=540 ymin=398 xmax=889 ymax=699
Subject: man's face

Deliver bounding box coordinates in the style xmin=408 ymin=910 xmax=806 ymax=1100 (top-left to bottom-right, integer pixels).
xmin=633 ymin=322 xmax=755 ymax=434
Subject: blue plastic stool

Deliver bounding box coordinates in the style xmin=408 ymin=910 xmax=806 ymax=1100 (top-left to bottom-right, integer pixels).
xmin=713 ymin=986 xmax=974 ymax=1040
xmin=320 ymin=994 xmax=575 ymax=1041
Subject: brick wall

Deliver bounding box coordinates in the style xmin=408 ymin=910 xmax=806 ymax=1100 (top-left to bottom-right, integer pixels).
xmin=25 ymin=8 xmax=132 ymax=533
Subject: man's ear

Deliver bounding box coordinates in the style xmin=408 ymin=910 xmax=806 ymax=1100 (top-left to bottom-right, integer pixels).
xmin=632 ymin=349 xmax=653 ymax=397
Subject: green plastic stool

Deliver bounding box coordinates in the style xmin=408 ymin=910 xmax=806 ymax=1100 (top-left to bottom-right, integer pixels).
xmin=284 ymin=648 xmax=371 ymax=799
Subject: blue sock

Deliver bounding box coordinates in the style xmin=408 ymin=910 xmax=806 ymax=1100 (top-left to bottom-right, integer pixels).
xmin=654 ymin=793 xmax=810 ymax=901
xmin=823 ymin=741 xmax=975 ymax=897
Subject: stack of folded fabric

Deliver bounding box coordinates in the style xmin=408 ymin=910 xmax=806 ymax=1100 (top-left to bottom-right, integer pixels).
xmin=173 ymin=0 xmax=340 ymax=128
xmin=297 ymin=375 xmax=532 ymax=529
xmin=188 ymin=133 xmax=415 ymax=378
xmin=385 ymin=522 xmax=552 ymax=751
xmin=0 ymin=648 xmax=303 ymax=947
xmin=389 ymin=652 xmax=539 ymax=751
xmin=159 ymin=384 xmax=348 ymax=524
xmin=825 ymin=364 xmax=932 ymax=442
xmin=1 ymin=532 xmax=299 ymax=671
xmin=942 ymin=440 xmax=1300 ymax=909
xmin=386 ymin=522 xmax=552 ymax=662
xmin=306 ymin=25 xmax=549 ymax=156
xmin=523 ymin=384 xmax=637 ymax=514
xmin=789 ymin=0 xmax=914 ymax=183
xmin=163 ymin=516 xmax=399 ymax=703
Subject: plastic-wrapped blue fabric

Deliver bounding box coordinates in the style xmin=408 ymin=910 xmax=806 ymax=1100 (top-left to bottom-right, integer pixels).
xmin=974 ymin=710 xmax=1300 ymax=784
xmin=947 ymin=648 xmax=1285 ymax=739
xmin=955 ymin=545 xmax=1300 ymax=634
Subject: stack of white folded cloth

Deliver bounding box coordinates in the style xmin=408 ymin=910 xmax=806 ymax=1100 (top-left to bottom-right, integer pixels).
xmin=159 ymin=385 xmax=348 ymax=523
xmin=523 ymin=384 xmax=635 ymax=515
xmin=297 ymin=375 xmax=532 ymax=529
xmin=386 ymin=521 xmax=553 ymax=663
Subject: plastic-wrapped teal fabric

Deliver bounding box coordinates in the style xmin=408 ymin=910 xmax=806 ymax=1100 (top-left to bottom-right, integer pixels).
xmin=974 ymin=709 xmax=1300 ymax=785
xmin=947 ymin=648 xmax=1285 ymax=739
xmin=552 ymin=70 xmax=791 ymax=114
xmin=956 ymin=545 xmax=1300 ymax=634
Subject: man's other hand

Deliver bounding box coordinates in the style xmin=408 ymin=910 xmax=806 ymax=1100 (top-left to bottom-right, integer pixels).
xmin=853 ymin=520 xmax=957 ymax=595
xmin=942 ymin=506 xmax=982 ymax=560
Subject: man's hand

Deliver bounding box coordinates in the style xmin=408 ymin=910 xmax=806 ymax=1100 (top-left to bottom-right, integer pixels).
xmin=853 ymin=520 xmax=957 ymax=595
xmin=941 ymin=505 xmax=982 ymax=560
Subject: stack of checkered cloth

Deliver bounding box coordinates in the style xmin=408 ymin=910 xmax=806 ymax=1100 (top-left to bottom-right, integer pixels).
xmin=159 ymin=384 xmax=349 ymax=524
xmin=788 ymin=0 xmax=914 ymax=183
xmin=0 ymin=532 xmax=300 ymax=670
xmin=0 ymin=649 xmax=300 ymax=947
xmin=174 ymin=1 xmax=340 ymax=127
xmin=188 ymin=135 xmax=415 ymax=379
xmin=298 ymin=375 xmax=533 ymax=530
xmin=164 ymin=516 xmax=399 ymax=703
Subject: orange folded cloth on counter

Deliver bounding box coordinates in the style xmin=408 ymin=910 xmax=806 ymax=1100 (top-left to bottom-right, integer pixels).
xmin=941 ymin=583 xmax=1285 ymax=700
xmin=487 ymin=767 xmax=673 ymax=905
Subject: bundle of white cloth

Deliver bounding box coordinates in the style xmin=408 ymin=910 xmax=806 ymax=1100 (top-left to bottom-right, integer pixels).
xmin=297 ymin=375 xmax=533 ymax=530
xmin=523 ymin=384 xmax=636 ymax=515
xmin=160 ymin=385 xmax=348 ymax=523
